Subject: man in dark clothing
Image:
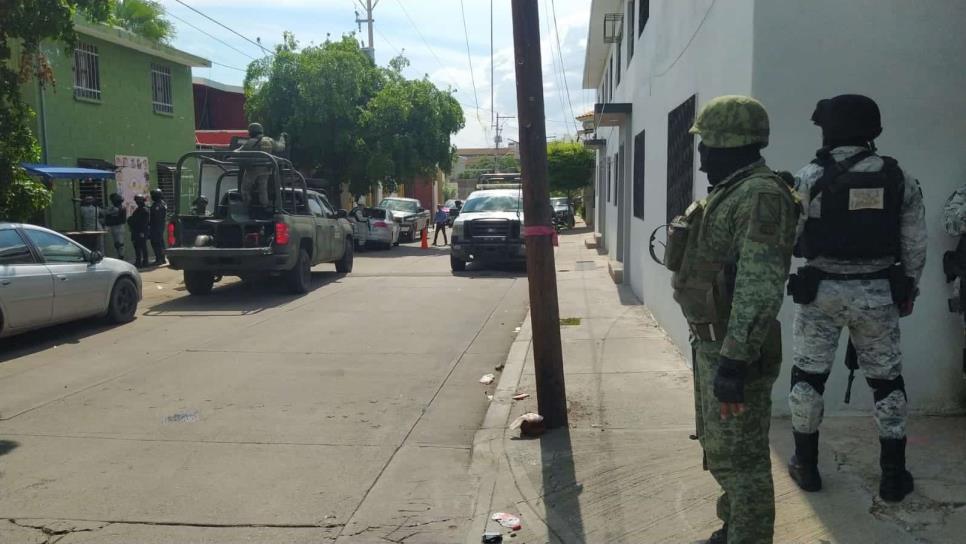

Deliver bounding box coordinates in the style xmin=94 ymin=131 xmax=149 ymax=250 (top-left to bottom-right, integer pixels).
xmin=149 ymin=188 xmax=167 ymax=265
xmin=104 ymin=193 xmax=127 ymax=260
xmin=127 ymin=194 xmax=150 ymax=268
xmin=433 ymin=205 xmax=449 ymax=246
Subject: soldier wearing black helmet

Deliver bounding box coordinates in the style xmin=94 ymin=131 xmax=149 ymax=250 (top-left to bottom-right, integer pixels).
xmin=149 ymin=188 xmax=167 ymax=266
xmin=127 ymin=194 xmax=151 ymax=268
xmin=787 ymin=94 xmax=926 ymax=503
xmin=236 ymin=122 xmax=288 ymax=213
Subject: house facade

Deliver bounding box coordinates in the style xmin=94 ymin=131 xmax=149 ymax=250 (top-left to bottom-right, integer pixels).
xmin=17 ymin=20 xmax=209 ymax=253
xmin=582 ymin=0 xmax=966 ymax=413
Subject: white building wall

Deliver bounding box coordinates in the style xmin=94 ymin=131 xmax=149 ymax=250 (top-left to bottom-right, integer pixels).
xmin=753 ymin=0 xmax=966 ymax=413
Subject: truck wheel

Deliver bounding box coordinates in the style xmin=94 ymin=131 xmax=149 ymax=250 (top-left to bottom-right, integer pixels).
xmin=286 ymin=249 xmax=312 ymax=294
xmin=107 ymin=277 xmax=139 ymax=323
xmin=450 ymin=254 xmax=467 ymax=272
xmin=336 ymin=239 xmax=354 ymax=273
xmin=184 ymin=271 xmax=214 ymax=296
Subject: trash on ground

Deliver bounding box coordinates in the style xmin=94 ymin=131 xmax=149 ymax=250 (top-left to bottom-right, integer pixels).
xmin=494 ymin=364 xmax=505 ymax=372
xmin=156 ymin=285 xmax=163 ymax=290
xmin=512 ymin=393 xmax=530 ymax=401
xmin=491 ymin=512 xmax=522 ymax=531
xmin=509 ymin=413 xmax=545 ymax=437
xmin=479 ymin=373 xmax=495 ymax=385
xmin=487 ymin=394 xmax=494 ymax=401
xmin=482 ymin=531 xmax=503 ymax=543
xmin=559 ymin=317 xmax=582 ymax=326
xmin=513 ymin=327 xmax=521 ymax=333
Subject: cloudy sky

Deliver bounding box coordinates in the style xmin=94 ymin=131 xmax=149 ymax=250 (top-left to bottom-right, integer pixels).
xmin=160 ymin=0 xmax=595 ymax=148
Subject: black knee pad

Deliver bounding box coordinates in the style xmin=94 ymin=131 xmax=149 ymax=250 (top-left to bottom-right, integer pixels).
xmin=791 ymin=366 xmax=831 ymax=395
xmin=865 ymin=375 xmax=907 ymax=403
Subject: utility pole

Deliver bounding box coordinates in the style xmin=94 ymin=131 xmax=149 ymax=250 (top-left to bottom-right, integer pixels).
xmin=493 ymin=113 xmax=514 ymax=149
xmin=355 ymin=0 xmax=379 ymax=61
xmin=510 ymin=0 xmax=567 ymax=429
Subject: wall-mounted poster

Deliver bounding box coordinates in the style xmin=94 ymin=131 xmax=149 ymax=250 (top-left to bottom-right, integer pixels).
xmin=115 ymin=155 xmax=150 ymax=215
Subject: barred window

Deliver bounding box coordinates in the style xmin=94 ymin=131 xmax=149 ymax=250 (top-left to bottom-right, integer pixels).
xmin=151 ymin=63 xmax=173 ymax=114
xmin=627 ymin=1 xmax=635 ymax=62
xmin=666 ymin=95 xmax=696 ymax=222
xmin=157 ymin=163 xmax=176 ymax=205
xmin=74 ymin=43 xmax=101 ymax=101
xmin=633 ymin=129 xmax=645 ymax=219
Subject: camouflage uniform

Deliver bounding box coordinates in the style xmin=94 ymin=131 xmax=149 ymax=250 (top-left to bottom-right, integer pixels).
xmin=672 ymin=96 xmax=798 ymax=544
xmin=237 ymin=123 xmax=277 ymax=207
xmin=790 ymin=148 xmax=926 ymax=440
xmin=943 ymin=184 xmax=966 ymax=235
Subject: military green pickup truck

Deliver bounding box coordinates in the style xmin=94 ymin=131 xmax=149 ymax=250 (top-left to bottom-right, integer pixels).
xmin=166 ymin=151 xmax=354 ymax=295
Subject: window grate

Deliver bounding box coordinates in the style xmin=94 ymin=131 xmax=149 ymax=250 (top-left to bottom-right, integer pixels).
xmin=74 ymin=42 xmax=101 ymax=100
xmin=633 ymin=129 xmax=646 ymax=219
xmin=666 ymin=95 xmax=696 ymax=223
xmin=157 ymin=163 xmax=176 ymax=206
xmin=627 ymin=1 xmax=635 ymax=62
xmin=151 ymin=63 xmax=173 ymax=114
xmin=639 ymin=0 xmax=650 ymax=37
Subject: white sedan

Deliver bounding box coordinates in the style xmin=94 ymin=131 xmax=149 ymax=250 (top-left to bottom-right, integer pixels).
xmin=0 ymin=223 xmax=142 ymax=338
xmin=365 ymin=208 xmax=401 ymax=249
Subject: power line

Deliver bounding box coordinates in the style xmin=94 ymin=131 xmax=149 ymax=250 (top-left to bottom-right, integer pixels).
xmin=173 ymin=0 xmax=272 ymax=56
xmin=393 ymin=0 xmax=461 ymax=88
xmin=211 ymin=61 xmax=247 ymax=72
xmin=164 ymin=9 xmax=256 ymax=61
xmin=549 ymin=0 xmax=579 ymax=134
xmin=458 ymin=0 xmax=483 ymax=128
xmin=542 ymin=0 xmax=571 ymax=136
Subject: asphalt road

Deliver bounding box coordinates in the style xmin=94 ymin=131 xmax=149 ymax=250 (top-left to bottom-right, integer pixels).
xmin=0 ymin=240 xmax=529 ymax=543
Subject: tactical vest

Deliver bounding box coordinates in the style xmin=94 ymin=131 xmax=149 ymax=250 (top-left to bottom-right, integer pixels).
xmin=799 ymin=151 xmax=904 ymax=260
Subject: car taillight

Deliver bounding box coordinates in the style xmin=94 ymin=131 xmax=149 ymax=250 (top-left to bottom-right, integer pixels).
xmin=373 ymin=221 xmax=388 ymax=228
xmin=167 ymin=222 xmax=176 ymax=246
xmin=275 ymin=223 xmax=290 ymax=245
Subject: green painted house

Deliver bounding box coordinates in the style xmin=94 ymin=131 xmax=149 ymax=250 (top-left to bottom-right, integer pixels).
xmin=17 ymin=20 xmax=209 ymax=256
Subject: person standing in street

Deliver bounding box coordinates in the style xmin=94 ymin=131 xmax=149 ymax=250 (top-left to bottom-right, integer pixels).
xmin=787 ymin=95 xmax=926 ymax=503
xmin=127 ymin=194 xmax=150 ymax=268
xmin=432 ymin=205 xmax=449 ymax=246
xmin=104 ymin=193 xmax=127 ymax=260
xmin=668 ymin=96 xmax=798 ymax=544
xmin=149 ymin=188 xmax=167 ymax=266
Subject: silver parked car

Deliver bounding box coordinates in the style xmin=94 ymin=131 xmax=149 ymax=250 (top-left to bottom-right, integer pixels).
xmin=0 ymin=223 xmax=142 ymax=338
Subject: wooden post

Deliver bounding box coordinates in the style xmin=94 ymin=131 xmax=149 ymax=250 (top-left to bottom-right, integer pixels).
xmin=511 ymin=0 xmax=568 ymax=429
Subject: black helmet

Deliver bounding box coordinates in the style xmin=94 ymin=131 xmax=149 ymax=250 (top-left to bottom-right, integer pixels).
xmin=150 ymin=188 xmax=163 ymax=200
xmin=109 ymin=193 xmax=123 ymax=205
xmin=134 ymin=194 xmax=146 ymax=203
xmin=248 ymin=122 xmax=264 ymax=137
xmin=811 ymin=94 xmax=882 ymax=141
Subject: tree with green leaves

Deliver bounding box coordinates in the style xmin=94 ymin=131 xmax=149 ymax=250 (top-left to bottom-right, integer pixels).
xmin=546 ymin=140 xmax=595 ymax=200
xmin=0 ymin=0 xmax=113 ymax=220
xmin=460 ymin=154 xmax=520 ymax=179
xmin=113 ymin=0 xmax=175 ymax=43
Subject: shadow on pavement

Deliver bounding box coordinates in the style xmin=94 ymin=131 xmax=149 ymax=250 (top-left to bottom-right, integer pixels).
xmin=0 ymin=440 xmax=18 ymax=457
xmin=539 ymin=427 xmax=587 ymax=543
xmin=0 ymin=319 xmax=119 ymax=364
xmin=144 ymin=271 xmax=345 ymax=316
xmin=355 ymin=243 xmax=447 ymax=259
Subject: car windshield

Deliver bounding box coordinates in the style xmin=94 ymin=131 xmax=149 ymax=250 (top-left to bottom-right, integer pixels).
xmin=380 ymin=199 xmax=418 ymax=213
xmin=461 ymin=194 xmax=522 ymax=213
xmin=551 ymin=197 xmax=570 ymax=208
xmin=444 ymin=200 xmax=458 ymax=208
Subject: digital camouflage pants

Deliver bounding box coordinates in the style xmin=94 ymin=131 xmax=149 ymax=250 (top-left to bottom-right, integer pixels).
xmin=790 ymin=280 xmax=907 ymax=439
xmin=696 ymin=335 xmax=780 ymax=544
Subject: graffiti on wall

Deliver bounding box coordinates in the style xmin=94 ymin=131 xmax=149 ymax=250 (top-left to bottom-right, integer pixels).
xmin=115 ymin=155 xmax=150 ymax=214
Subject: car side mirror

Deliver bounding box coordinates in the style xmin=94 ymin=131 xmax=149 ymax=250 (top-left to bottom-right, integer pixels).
xmin=336 ymin=209 xmax=348 ymax=219
xmin=89 ymin=250 xmax=104 ymax=264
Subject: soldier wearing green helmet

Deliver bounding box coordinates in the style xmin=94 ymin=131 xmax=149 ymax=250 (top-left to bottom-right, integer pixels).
xmin=666 ymin=95 xmax=799 ymax=543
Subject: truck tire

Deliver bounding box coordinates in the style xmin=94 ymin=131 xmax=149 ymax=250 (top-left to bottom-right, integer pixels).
xmin=450 ymin=254 xmax=467 ymax=272
xmin=107 ymin=277 xmax=139 ymax=323
xmin=336 ymin=238 xmax=354 ymax=273
xmin=286 ymin=248 xmax=312 ymax=294
xmin=184 ymin=271 xmax=215 ymax=295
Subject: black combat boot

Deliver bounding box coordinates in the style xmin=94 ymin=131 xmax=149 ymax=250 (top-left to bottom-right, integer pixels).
xmin=705 ymin=524 xmax=727 ymax=544
xmin=788 ymin=431 xmax=822 ymax=492
xmin=879 ymin=437 xmax=914 ymax=502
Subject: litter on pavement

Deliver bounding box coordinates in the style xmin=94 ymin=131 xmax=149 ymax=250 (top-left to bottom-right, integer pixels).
xmin=482 ymin=531 xmax=503 ymax=543
xmin=479 ymin=373 xmax=495 ymax=385
xmin=512 ymin=393 xmax=530 ymax=401
xmin=491 ymin=512 xmax=522 ymax=531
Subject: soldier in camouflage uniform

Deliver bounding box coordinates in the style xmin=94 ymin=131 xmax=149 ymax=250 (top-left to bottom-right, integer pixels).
xmin=943 ymin=184 xmax=966 ymax=235
xmin=236 ymin=122 xmax=286 ymax=211
xmin=669 ymin=96 xmax=798 ymax=544
xmin=788 ymin=94 xmax=926 ymax=503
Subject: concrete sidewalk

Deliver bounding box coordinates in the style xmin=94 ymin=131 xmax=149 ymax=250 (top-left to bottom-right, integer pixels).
xmin=466 ymin=227 xmax=966 ymax=543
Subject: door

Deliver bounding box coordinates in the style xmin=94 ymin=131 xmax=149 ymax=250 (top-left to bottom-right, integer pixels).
xmin=0 ymin=228 xmax=53 ymax=330
xmin=317 ymin=195 xmax=342 ymax=260
xmin=23 ymin=228 xmax=108 ymax=321
xmin=309 ymin=195 xmax=335 ymax=261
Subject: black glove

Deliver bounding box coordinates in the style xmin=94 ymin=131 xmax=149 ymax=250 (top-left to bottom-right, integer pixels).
xmin=714 ymin=356 xmax=747 ymax=403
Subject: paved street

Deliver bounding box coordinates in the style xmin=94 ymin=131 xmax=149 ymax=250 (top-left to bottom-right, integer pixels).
xmin=0 ymin=239 xmax=529 ymax=543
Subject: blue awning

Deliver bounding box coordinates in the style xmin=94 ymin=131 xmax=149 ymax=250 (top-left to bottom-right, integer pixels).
xmin=21 ymin=163 xmax=116 ymax=181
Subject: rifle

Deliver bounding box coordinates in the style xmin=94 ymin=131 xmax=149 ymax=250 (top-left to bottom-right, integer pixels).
xmin=690 ymin=347 xmax=707 ymax=470
xmin=844 ymin=338 xmax=858 ymax=404
xmin=943 ymin=237 xmax=966 ymax=376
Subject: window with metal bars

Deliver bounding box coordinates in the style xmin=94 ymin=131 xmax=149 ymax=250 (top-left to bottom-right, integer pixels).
xmin=633 ymin=129 xmax=645 ymax=219
xmin=157 ymin=163 xmax=176 ymax=205
xmin=151 ymin=63 xmax=174 ymax=114
xmin=73 ymin=42 xmax=101 ymax=101
xmin=639 ymin=0 xmax=650 ymax=37
xmin=616 ymin=37 xmax=622 ymax=86
xmin=666 ymin=95 xmax=696 ymax=223
xmin=627 ymin=1 xmax=635 ymax=62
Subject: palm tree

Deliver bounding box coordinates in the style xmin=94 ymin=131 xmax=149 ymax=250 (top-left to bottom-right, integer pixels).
xmin=113 ymin=0 xmax=175 ymax=43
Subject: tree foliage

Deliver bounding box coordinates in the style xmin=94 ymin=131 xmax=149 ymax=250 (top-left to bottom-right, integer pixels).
xmin=461 ymin=154 xmax=520 ymax=178
xmin=113 ymin=0 xmax=174 ymax=43
xmin=245 ymin=35 xmax=464 ymax=196
xmin=546 ymin=141 xmax=595 ymax=198
xmin=0 ymin=0 xmax=113 ymax=220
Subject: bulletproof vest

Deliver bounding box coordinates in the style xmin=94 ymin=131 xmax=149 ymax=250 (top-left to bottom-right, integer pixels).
xmin=800 ymin=152 xmax=904 ymax=260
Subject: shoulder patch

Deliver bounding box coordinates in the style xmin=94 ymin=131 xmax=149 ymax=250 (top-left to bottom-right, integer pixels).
xmin=749 ymin=191 xmax=784 ymax=242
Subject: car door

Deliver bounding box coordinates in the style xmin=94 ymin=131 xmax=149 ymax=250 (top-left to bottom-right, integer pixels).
xmin=317 ymin=195 xmax=342 ymax=261
xmin=23 ymin=228 xmax=108 ymax=321
xmin=308 ymin=196 xmax=332 ymax=262
xmin=0 ymin=228 xmax=53 ymax=331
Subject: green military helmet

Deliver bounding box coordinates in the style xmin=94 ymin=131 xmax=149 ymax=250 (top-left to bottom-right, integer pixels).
xmin=248 ymin=122 xmax=264 ymax=137
xmin=689 ymin=95 xmax=770 ymax=149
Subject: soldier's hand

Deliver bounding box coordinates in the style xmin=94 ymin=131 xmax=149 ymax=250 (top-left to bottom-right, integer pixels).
xmin=714 ymin=356 xmax=747 ymax=419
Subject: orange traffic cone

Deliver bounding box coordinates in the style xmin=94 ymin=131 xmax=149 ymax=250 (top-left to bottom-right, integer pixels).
xmin=420 ymin=227 xmax=429 ymax=249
